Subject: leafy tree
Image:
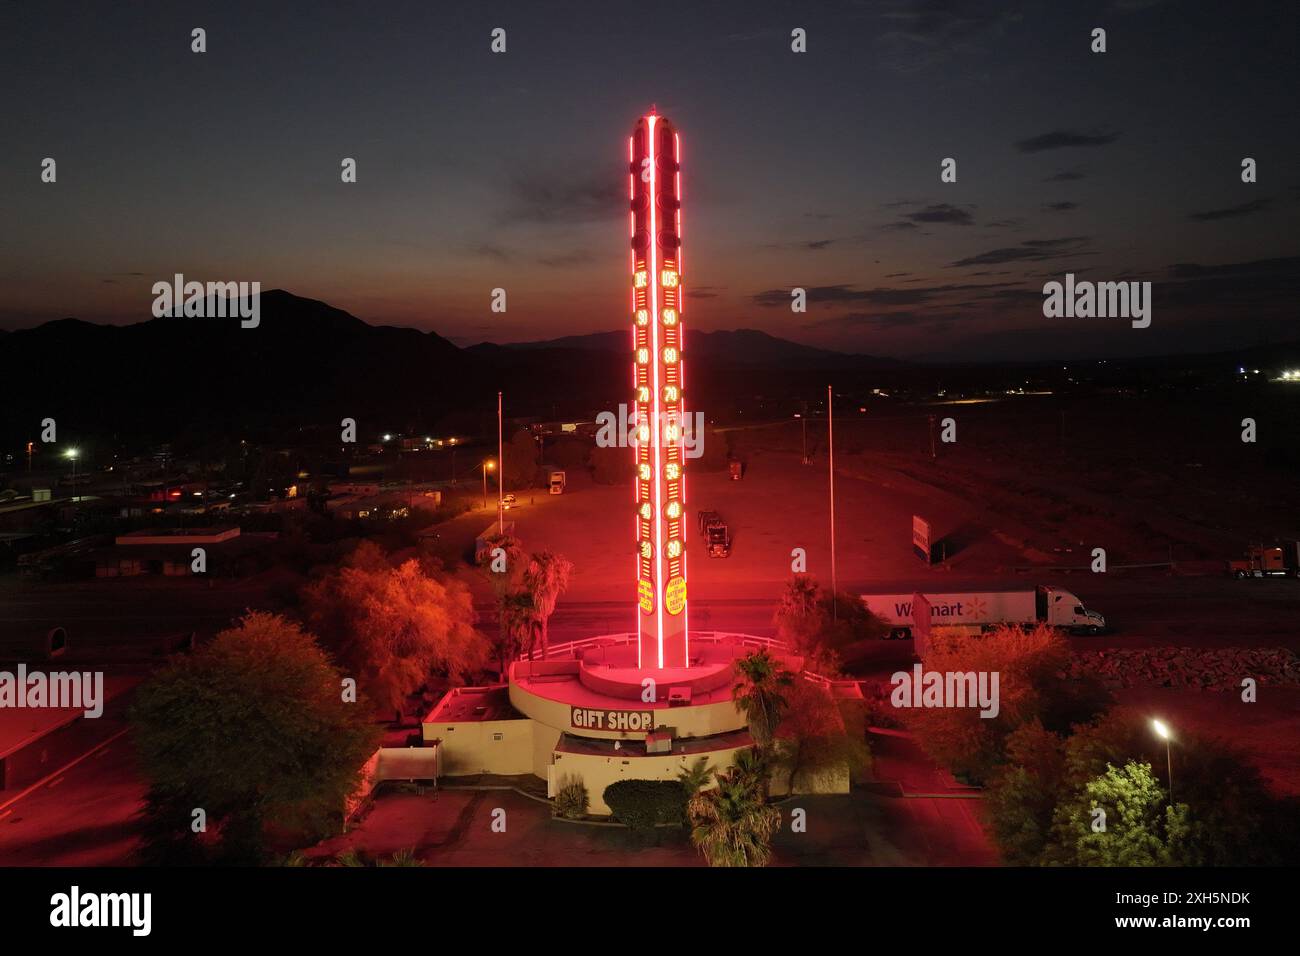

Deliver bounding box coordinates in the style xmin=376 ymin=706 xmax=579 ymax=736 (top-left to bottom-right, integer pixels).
xmin=687 ymin=754 xmax=782 ymax=867
xmin=523 ymin=550 xmax=573 ymax=658
xmin=130 ymin=612 xmax=380 ymax=864
xmin=303 ymin=547 xmax=488 ymax=715
xmin=776 ymin=677 xmax=870 ymax=794
xmin=904 ymin=624 xmax=1107 ymax=783
xmin=773 ymin=577 xmax=887 ymax=669
xmin=546 ymin=436 xmax=590 ymax=471
xmin=1047 ymin=761 xmax=1192 ymax=866
xmin=733 ymin=650 xmax=794 ymax=751
xmin=1059 ymin=707 xmax=1296 ymax=866
xmin=588 ymin=444 xmax=626 ymax=484
xmin=501 ymin=429 xmax=540 ymax=490
xmin=985 ymin=720 xmax=1066 ymax=864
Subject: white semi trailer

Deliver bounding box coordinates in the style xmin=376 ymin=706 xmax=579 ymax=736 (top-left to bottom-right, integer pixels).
xmin=861 ymin=585 xmax=1106 ymax=639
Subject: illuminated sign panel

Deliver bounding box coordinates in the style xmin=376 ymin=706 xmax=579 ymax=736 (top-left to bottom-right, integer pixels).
xmin=629 ymin=111 xmax=689 ymax=669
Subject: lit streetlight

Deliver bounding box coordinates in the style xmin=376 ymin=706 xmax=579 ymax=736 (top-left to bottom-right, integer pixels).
xmin=65 ymin=448 xmax=80 ymax=485
xmin=482 ymin=459 xmax=495 ymax=511
xmin=1152 ymin=718 xmax=1173 ymax=802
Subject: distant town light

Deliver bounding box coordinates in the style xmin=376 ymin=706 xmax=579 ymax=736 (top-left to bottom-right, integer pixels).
xmin=383 ymin=433 xmax=392 ymax=441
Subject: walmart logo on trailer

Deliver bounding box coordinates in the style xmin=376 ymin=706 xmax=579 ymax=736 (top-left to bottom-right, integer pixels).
xmin=892 ymin=596 xmax=987 ymax=620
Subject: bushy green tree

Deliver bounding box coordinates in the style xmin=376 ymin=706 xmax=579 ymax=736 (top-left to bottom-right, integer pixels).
xmin=1047 ymin=761 xmax=1192 ymax=866
xmin=985 ymin=720 xmax=1066 ymax=864
xmin=130 ymin=612 xmax=381 ymax=864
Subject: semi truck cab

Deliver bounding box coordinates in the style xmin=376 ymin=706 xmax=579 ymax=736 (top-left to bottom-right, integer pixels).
xmin=1038 ymin=585 xmax=1106 ymax=634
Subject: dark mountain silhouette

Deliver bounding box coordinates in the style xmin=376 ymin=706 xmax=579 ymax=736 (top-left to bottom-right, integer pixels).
xmin=1 ymin=291 xmax=489 ymax=445
xmin=7 ymin=290 xmax=1295 ymax=450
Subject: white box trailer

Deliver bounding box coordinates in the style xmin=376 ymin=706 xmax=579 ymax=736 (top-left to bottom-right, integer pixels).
xmin=861 ymin=584 xmax=1105 ymax=639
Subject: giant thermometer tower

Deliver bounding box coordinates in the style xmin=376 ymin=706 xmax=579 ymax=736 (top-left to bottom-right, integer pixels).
xmin=629 ymin=110 xmax=689 ymax=670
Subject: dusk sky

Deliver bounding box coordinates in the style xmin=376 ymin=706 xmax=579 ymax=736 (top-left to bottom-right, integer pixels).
xmin=2 ymin=0 xmax=1296 ymax=360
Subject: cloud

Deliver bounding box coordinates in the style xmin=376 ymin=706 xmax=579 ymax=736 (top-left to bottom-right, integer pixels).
xmin=501 ymin=171 xmax=623 ymax=224
xmin=1044 ymin=201 xmax=1079 ymax=212
xmin=870 ymin=0 xmax=1029 ymax=72
xmin=903 ymin=203 xmax=975 ymax=225
xmin=1044 ymin=170 xmax=1085 ymax=182
xmin=537 ymin=249 xmax=592 ymax=268
xmin=949 ymin=236 xmax=1091 ymax=267
xmin=1166 ymin=256 xmax=1300 ymax=279
xmin=1015 ymin=129 xmax=1119 ymax=153
xmin=1188 ymin=198 xmax=1270 ymax=221
xmin=753 ymin=281 xmax=1017 ymax=308
xmin=806 ymin=309 xmax=964 ymax=330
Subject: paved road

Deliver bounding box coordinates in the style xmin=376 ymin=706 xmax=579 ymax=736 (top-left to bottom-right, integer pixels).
xmin=0 ymin=725 xmax=144 ymax=866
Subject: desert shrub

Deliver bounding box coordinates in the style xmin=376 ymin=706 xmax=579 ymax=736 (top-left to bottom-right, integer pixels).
xmin=904 ymin=624 xmax=1108 ymax=783
xmin=553 ymin=776 xmax=590 ymax=820
xmin=603 ymin=779 xmax=686 ymax=833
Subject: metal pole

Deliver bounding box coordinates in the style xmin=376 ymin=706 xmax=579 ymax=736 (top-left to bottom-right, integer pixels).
xmin=497 ymin=391 xmax=504 ymax=535
xmin=801 ymin=400 xmax=808 ymax=463
xmin=828 ymin=385 xmax=837 ymax=622
xmin=482 ymin=462 xmax=488 ymax=511
xmin=928 ymin=415 xmax=936 ymax=459
xmin=1166 ymin=741 xmax=1173 ymax=803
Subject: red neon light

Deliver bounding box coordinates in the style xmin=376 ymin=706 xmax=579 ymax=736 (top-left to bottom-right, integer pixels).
xmin=630 ymin=110 xmax=688 ymax=670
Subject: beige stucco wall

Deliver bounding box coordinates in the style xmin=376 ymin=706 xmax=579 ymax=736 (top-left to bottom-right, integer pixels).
xmin=549 ymin=745 xmax=748 ymax=815
xmin=422 ymin=718 xmax=534 ymax=776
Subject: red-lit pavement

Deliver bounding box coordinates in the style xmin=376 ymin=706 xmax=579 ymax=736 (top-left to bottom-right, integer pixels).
xmin=0 ymin=723 xmax=144 ymax=866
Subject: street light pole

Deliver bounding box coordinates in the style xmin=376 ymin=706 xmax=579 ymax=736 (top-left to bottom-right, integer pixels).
xmin=828 ymin=385 xmax=837 ymax=623
xmin=497 ymin=391 xmax=504 ymax=535
xmin=1152 ymin=719 xmax=1174 ymax=802
xmin=800 ymin=399 xmax=808 ymax=464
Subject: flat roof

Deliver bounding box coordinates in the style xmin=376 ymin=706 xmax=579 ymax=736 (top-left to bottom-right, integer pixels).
xmin=425 ymin=685 xmax=525 ymax=723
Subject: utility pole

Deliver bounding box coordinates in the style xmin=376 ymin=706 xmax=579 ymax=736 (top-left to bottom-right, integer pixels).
xmin=800 ymin=400 xmax=808 ymax=464
xmin=497 ymin=391 xmax=505 ymax=535
xmin=828 ymin=385 xmax=837 ymax=623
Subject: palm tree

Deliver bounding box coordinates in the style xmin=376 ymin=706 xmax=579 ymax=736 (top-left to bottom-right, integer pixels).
xmin=499 ymin=589 xmax=543 ymax=670
xmin=523 ymin=551 xmax=573 ymax=659
xmin=729 ymin=745 xmax=769 ymax=794
xmin=773 ymin=575 xmax=822 ymax=651
xmin=733 ymin=649 xmax=794 ymax=751
xmin=687 ymin=757 xmax=782 ymax=867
